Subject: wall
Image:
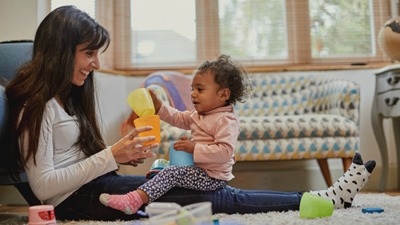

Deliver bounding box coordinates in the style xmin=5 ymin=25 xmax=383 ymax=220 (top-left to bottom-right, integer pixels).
xmin=0 ymin=0 xmax=46 ymax=42
xmin=0 ymin=0 xmax=398 ymax=206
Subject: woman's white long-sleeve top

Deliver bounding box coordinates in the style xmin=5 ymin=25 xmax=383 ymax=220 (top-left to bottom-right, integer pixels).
xmin=21 ymin=98 xmax=118 ymax=206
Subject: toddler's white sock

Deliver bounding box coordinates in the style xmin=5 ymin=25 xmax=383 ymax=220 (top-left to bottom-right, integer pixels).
xmin=309 ymin=153 xmax=376 ymax=209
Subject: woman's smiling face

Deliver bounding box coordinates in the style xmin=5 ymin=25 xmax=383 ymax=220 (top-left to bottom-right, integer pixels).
xmin=72 ymin=43 xmax=100 ymax=86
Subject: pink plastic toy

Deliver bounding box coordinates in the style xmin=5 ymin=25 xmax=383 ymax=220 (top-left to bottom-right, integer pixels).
xmin=28 ymin=205 xmax=57 ymax=225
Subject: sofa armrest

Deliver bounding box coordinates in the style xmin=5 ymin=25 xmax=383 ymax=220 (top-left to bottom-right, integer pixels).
xmin=310 ymin=78 xmax=360 ymax=126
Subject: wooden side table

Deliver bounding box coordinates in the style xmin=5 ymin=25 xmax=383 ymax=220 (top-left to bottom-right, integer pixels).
xmin=371 ymin=64 xmax=400 ymax=192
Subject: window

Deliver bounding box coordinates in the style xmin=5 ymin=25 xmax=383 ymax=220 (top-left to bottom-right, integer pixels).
xmin=51 ymin=0 xmax=391 ymax=70
xmin=308 ymin=0 xmax=374 ymax=58
xmin=130 ymin=0 xmax=197 ymax=67
xmin=219 ymin=0 xmax=288 ymax=60
xmin=125 ymin=0 xmax=389 ymax=69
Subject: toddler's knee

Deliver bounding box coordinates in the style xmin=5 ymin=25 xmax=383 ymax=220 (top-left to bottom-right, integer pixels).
xmin=160 ymin=165 xmax=178 ymax=173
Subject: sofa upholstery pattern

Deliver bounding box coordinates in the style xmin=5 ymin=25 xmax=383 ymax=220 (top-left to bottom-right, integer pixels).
xmin=143 ymin=72 xmax=360 ymax=186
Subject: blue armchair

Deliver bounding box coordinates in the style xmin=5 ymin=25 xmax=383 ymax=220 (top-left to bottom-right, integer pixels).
xmin=0 ymin=40 xmax=42 ymax=206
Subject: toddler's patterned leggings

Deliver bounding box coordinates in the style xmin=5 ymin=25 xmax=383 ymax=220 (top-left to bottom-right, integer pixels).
xmin=139 ymin=166 xmax=228 ymax=203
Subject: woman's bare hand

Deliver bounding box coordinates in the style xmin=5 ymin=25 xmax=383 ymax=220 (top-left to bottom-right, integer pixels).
xmin=119 ymin=158 xmax=146 ymax=167
xmin=111 ymin=126 xmax=157 ymax=164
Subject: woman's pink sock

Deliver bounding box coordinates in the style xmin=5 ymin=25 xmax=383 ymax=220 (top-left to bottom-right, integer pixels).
xmin=99 ymin=191 xmax=143 ymax=215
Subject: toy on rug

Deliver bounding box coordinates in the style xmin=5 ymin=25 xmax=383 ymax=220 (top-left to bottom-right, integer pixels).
xmin=146 ymin=202 xmax=212 ymax=225
xmin=28 ymin=205 xmax=57 ymax=225
xmin=299 ymin=192 xmax=333 ymax=219
xmin=362 ymin=208 xmax=384 ymax=214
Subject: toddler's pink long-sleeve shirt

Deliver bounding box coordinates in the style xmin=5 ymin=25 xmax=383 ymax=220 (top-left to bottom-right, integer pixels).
xmin=157 ymin=102 xmax=240 ymax=181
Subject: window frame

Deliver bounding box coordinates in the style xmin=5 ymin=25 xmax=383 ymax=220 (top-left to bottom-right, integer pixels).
xmin=52 ymin=0 xmax=393 ymax=73
xmin=203 ymin=0 xmax=391 ymax=66
xmin=135 ymin=0 xmax=391 ymax=69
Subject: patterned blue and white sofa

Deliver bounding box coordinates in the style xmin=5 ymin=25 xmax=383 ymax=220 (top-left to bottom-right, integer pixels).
xmin=143 ymin=71 xmax=360 ymax=187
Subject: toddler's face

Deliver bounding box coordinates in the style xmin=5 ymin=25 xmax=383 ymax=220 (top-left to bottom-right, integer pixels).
xmin=191 ymin=72 xmax=227 ymax=113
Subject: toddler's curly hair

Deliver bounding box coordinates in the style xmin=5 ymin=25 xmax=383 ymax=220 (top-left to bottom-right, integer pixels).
xmin=195 ymin=54 xmax=252 ymax=105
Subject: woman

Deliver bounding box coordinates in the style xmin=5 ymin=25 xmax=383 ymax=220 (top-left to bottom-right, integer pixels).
xmin=4 ymin=5 xmax=375 ymax=221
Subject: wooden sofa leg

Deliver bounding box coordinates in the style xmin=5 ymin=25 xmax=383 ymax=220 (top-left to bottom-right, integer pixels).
xmin=342 ymin=157 xmax=352 ymax=172
xmin=317 ymin=159 xmax=333 ymax=187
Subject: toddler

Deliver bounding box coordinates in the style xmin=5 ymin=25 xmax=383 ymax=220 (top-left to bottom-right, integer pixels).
xmin=100 ymin=54 xmax=251 ymax=214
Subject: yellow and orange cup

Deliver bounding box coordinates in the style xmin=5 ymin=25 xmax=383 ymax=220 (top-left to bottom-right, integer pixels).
xmin=127 ymin=88 xmax=155 ymax=118
xmin=127 ymin=88 xmax=160 ymax=146
xmin=133 ymin=115 xmax=161 ymax=146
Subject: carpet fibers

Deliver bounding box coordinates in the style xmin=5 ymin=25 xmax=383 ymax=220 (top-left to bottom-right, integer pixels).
xmin=1 ymin=193 xmax=399 ymax=225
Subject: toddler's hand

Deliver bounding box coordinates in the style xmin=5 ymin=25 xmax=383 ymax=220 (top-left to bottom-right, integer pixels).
xmin=147 ymin=88 xmax=163 ymax=113
xmin=173 ymin=136 xmax=195 ymax=154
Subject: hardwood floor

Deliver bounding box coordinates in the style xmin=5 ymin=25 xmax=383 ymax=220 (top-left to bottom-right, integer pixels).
xmin=0 ymin=205 xmax=29 ymax=213
xmin=0 ymin=191 xmax=399 ymax=221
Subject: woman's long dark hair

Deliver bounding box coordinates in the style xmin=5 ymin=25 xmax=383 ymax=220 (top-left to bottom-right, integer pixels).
xmin=4 ymin=5 xmax=110 ymax=172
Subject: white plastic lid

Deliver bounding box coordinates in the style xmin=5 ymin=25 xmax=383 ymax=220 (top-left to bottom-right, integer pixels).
xmin=145 ymin=202 xmax=182 ymax=213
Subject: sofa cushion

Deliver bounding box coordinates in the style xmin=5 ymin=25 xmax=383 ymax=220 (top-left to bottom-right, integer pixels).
xmin=235 ymin=136 xmax=358 ymax=161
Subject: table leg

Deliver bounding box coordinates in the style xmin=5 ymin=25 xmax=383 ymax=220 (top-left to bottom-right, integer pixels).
xmin=391 ymin=117 xmax=400 ymax=190
xmin=371 ymin=97 xmax=389 ymax=192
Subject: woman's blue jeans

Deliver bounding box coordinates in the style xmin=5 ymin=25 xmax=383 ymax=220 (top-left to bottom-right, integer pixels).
xmin=55 ymin=171 xmax=303 ymax=221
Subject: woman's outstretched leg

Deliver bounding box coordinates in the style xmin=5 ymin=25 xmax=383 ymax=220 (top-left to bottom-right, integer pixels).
xmin=99 ymin=166 xmax=226 ymax=214
xmin=309 ymin=152 xmax=376 ymax=209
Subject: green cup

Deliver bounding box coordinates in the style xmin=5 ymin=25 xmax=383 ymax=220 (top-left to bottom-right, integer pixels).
xmin=299 ymin=192 xmax=334 ymax=219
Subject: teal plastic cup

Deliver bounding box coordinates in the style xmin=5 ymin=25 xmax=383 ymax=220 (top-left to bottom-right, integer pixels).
xmin=169 ymin=141 xmax=194 ymax=166
xmin=300 ymin=192 xmax=334 ymax=219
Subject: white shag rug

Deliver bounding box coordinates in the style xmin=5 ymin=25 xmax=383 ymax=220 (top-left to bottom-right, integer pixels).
xmin=1 ymin=193 xmax=399 ymax=225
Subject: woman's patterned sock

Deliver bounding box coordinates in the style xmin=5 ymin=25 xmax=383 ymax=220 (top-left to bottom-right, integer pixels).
xmin=309 ymin=153 xmax=376 ymax=209
xmin=99 ymin=191 xmax=143 ymax=215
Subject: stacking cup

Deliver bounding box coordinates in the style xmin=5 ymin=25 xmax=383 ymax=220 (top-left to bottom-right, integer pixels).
xmin=169 ymin=141 xmax=194 ymax=166
xmin=134 ymin=115 xmax=161 ymax=146
xmin=299 ymin=192 xmax=334 ymax=219
xmin=127 ymin=88 xmax=155 ymax=117
xmin=28 ymin=205 xmax=57 ymax=225
xmin=150 ymin=158 xmax=170 ymax=171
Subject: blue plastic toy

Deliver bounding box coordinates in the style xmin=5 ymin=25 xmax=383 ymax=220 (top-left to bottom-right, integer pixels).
xmin=146 ymin=141 xmax=194 ymax=179
xmin=362 ymin=208 xmax=384 ymax=214
xmin=169 ymin=141 xmax=194 ymax=166
xmin=146 ymin=159 xmax=169 ymax=179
